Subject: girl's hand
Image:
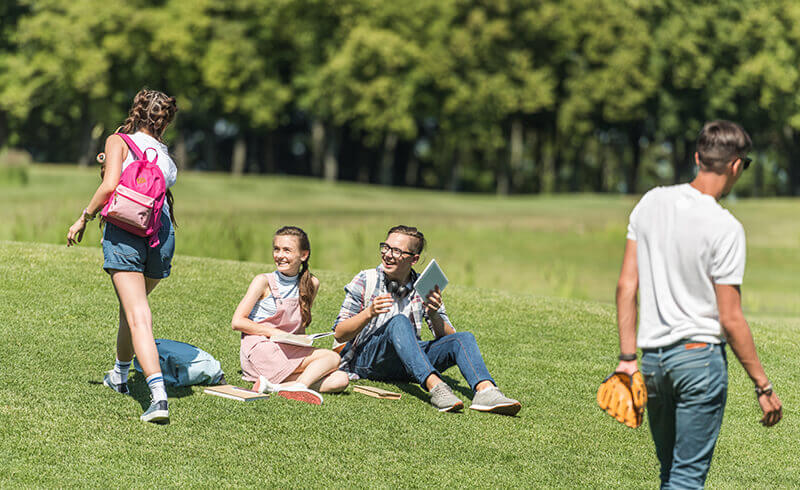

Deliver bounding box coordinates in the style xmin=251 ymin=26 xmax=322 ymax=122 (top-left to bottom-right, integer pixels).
xmin=67 ymin=217 xmax=87 ymax=247
xmin=425 ymin=286 xmax=443 ymax=315
xmin=368 ymin=294 xmax=393 ymax=318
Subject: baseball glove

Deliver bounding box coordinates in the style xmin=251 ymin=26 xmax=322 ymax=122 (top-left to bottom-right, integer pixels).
xmin=596 ymin=371 xmax=647 ymax=428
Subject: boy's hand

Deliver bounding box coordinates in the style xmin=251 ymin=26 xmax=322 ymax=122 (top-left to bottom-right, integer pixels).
xmin=425 ymin=286 xmax=443 ymax=315
xmin=758 ymin=389 xmax=783 ymax=427
xmin=368 ymin=294 xmax=393 ymax=318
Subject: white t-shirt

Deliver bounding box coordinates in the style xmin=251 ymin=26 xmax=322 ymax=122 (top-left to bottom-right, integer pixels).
xmin=121 ymin=131 xmax=178 ymax=188
xmin=627 ymin=184 xmax=746 ymax=348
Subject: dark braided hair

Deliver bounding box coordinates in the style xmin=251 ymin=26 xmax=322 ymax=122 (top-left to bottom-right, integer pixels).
xmin=101 ymin=89 xmax=179 ymax=226
xmin=274 ymin=226 xmax=315 ymax=327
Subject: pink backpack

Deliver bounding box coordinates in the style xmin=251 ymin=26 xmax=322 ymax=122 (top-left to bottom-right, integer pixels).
xmin=101 ymin=133 xmax=167 ymax=247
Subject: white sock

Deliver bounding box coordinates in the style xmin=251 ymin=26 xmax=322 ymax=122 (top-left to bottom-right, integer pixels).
xmin=113 ymin=358 xmax=132 ymax=384
xmin=146 ymin=373 xmax=167 ymax=402
xmin=256 ymin=375 xmax=278 ymax=394
xmin=477 ymin=385 xmax=493 ymax=393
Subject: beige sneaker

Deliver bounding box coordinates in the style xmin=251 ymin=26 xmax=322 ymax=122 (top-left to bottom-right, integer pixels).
xmin=469 ymin=387 xmax=521 ymax=416
xmin=430 ymin=382 xmax=464 ymax=412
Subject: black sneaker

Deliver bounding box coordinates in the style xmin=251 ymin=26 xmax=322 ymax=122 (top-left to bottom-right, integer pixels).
xmin=103 ymin=371 xmax=129 ymax=395
xmin=140 ymin=399 xmax=169 ymax=424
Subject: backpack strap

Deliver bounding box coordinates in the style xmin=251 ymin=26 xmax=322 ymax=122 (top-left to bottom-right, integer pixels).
xmin=331 ymin=267 xmax=381 ymax=355
xmin=115 ymin=133 xmax=145 ymax=160
xmin=363 ymin=267 xmax=379 ymax=307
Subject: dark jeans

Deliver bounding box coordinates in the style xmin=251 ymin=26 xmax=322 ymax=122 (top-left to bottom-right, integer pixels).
xmin=641 ymin=342 xmax=728 ymax=489
xmin=349 ymin=314 xmax=495 ymax=391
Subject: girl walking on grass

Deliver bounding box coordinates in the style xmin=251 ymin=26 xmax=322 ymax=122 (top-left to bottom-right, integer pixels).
xmin=232 ymin=226 xmax=349 ymax=404
xmin=67 ymin=89 xmax=178 ymax=423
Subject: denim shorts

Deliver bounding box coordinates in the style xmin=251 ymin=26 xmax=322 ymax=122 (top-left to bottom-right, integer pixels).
xmin=102 ymin=204 xmax=175 ymax=279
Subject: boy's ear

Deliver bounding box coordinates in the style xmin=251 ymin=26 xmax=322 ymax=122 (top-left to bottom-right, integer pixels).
xmin=411 ymin=254 xmax=420 ymax=266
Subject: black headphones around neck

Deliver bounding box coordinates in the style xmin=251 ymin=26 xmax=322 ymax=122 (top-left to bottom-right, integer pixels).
xmin=383 ymin=269 xmax=417 ymax=299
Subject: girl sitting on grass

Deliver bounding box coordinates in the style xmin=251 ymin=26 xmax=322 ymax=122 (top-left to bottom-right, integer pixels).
xmin=232 ymin=226 xmax=349 ymax=404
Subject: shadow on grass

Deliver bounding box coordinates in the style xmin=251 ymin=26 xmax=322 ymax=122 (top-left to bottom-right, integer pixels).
xmin=385 ymin=374 xmax=472 ymax=404
xmin=88 ymin=372 xmax=197 ymax=411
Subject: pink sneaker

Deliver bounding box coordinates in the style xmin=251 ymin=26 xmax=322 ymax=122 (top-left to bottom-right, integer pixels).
xmin=275 ymin=384 xmax=323 ymax=405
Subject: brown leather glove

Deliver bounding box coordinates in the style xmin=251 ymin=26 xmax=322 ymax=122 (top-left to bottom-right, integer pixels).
xmin=597 ymin=371 xmax=647 ymax=428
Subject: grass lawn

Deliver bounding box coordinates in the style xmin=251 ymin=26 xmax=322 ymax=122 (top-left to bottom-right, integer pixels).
xmin=4 ymin=165 xmax=800 ymax=316
xmin=1 ymin=241 xmax=798 ymax=488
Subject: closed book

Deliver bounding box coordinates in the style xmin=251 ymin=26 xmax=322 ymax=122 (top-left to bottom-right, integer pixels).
xmin=204 ymin=384 xmax=269 ymax=401
xmin=352 ymin=385 xmax=402 ymax=400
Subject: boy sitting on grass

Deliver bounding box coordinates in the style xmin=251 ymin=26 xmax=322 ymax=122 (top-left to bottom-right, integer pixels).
xmin=333 ymin=225 xmax=520 ymax=415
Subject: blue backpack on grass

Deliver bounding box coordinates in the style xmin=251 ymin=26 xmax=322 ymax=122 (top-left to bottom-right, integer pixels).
xmin=133 ymin=339 xmax=225 ymax=387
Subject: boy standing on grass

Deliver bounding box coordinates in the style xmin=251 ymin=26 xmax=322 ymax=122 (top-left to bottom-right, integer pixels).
xmin=333 ymin=225 xmax=520 ymax=415
xmin=614 ymin=120 xmax=782 ymax=487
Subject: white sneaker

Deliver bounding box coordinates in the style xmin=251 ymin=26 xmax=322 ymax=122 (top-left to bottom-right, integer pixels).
xmin=253 ymin=375 xmax=278 ymax=394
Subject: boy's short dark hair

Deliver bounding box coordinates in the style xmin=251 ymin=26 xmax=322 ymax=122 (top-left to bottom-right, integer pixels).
xmin=387 ymin=225 xmax=426 ymax=254
xmin=696 ymin=120 xmax=752 ymax=172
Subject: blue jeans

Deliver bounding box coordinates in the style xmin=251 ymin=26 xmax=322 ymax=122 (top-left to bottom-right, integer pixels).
xmin=641 ymin=342 xmax=728 ymax=489
xmin=102 ymin=203 xmax=175 ymax=279
xmin=349 ymin=315 xmax=495 ymax=391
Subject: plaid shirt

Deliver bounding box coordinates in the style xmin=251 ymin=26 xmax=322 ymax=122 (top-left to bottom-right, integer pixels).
xmin=333 ymin=265 xmax=454 ymax=371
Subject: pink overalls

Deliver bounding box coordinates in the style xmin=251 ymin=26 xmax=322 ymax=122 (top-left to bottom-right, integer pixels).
xmin=240 ymin=273 xmax=314 ymax=383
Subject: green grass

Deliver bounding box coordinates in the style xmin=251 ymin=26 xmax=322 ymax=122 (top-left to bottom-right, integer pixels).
xmin=4 ymin=165 xmax=800 ymax=316
xmin=1 ymin=241 xmax=798 ymax=488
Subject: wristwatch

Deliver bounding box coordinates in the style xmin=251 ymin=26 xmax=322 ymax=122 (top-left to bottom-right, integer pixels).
xmin=755 ymin=382 xmax=773 ymax=397
xmin=618 ymin=353 xmax=637 ymax=361
xmin=82 ymin=208 xmax=96 ymax=222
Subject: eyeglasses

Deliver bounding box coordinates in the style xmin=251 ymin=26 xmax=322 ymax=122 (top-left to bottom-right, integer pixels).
xmin=379 ymin=242 xmax=415 ymax=259
xmin=741 ymin=156 xmax=752 ymax=170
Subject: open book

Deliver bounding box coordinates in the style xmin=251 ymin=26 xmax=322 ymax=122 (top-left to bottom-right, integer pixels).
xmin=204 ymin=384 xmax=269 ymax=402
xmin=413 ymin=259 xmax=449 ymax=299
xmin=271 ymin=331 xmax=334 ymax=347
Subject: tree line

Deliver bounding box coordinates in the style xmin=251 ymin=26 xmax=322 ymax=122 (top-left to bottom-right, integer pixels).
xmin=1 ymin=0 xmax=799 ymax=195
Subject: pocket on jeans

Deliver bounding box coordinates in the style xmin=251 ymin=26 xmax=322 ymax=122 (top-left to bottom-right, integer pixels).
xmin=641 ymin=361 xmax=659 ymax=399
xmin=670 ymin=361 xmax=710 ymax=397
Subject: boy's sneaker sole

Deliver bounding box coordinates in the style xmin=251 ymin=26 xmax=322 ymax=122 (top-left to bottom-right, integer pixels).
xmin=438 ymin=400 xmax=464 ymax=412
xmin=276 ymin=387 xmax=323 ymax=405
xmin=469 ymin=401 xmax=521 ymax=416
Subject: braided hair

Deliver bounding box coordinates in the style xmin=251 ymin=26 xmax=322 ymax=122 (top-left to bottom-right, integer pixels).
xmin=274 ymin=226 xmax=315 ymax=327
xmin=102 ymin=89 xmax=179 ymax=225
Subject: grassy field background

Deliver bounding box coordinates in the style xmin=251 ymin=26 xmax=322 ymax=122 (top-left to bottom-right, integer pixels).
xmin=1 ymin=165 xmax=799 ymax=487
xmin=3 ymin=165 xmax=800 ymax=315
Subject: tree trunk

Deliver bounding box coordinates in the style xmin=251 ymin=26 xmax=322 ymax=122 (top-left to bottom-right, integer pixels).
xmin=311 ymin=119 xmax=325 ymax=177
xmin=231 ymin=134 xmax=247 ymax=175
xmin=405 ymin=153 xmax=419 ymax=187
xmin=263 ymin=131 xmax=276 ymax=173
xmin=174 ymin=128 xmax=188 ymax=171
xmin=509 ymin=118 xmax=524 ymax=193
xmin=540 ymin=129 xmax=557 ymax=194
xmin=379 ymin=132 xmax=398 ymax=186
xmin=0 ymin=111 xmax=8 ymax=149
xmin=626 ymin=123 xmax=643 ymax=194
xmin=448 ymin=147 xmax=466 ymax=192
xmin=204 ymin=130 xmax=217 ymax=170
xmin=323 ymin=127 xmax=338 ymax=182
xmin=78 ymin=121 xmax=103 ymax=167
xmin=783 ymin=125 xmax=800 ymax=196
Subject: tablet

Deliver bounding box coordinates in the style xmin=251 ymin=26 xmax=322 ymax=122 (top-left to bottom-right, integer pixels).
xmin=413 ymin=259 xmax=449 ymax=299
